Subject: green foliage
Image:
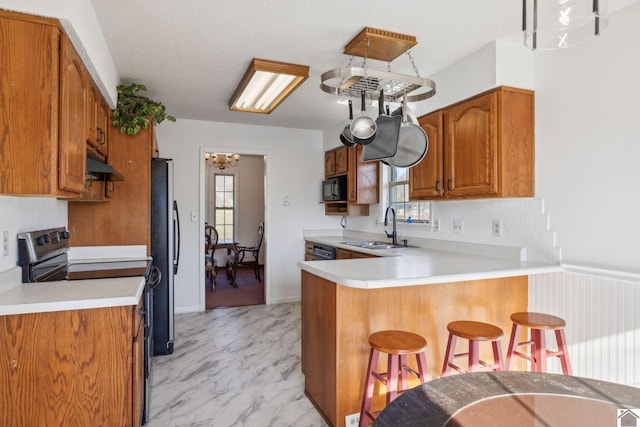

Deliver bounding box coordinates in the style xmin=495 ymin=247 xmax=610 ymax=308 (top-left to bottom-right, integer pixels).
xmin=112 ymin=83 xmax=176 ymax=136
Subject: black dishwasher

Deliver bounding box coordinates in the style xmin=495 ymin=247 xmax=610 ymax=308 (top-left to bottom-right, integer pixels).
xmin=311 ymin=244 xmax=336 ymax=260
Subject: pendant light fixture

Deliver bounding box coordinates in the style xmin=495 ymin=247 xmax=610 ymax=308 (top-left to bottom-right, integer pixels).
xmin=522 ymin=0 xmax=608 ymax=50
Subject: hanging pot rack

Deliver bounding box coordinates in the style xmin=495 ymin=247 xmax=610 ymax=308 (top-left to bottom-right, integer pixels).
xmin=320 ymin=27 xmax=436 ymax=103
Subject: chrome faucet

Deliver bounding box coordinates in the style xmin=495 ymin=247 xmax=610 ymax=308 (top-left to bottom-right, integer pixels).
xmin=384 ymin=206 xmax=397 ymax=245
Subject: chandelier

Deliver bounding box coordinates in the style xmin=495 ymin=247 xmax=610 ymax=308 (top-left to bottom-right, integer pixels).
xmin=205 ymin=153 xmax=240 ymax=170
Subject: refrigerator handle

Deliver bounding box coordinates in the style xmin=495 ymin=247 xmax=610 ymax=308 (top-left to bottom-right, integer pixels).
xmin=173 ymin=200 xmax=180 ymax=274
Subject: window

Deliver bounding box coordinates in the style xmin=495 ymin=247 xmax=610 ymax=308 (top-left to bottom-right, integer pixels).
xmin=388 ymin=167 xmax=430 ymax=223
xmin=214 ymin=174 xmax=235 ymax=242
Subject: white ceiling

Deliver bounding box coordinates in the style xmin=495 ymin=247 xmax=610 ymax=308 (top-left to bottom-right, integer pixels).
xmin=89 ymin=0 xmax=636 ymax=132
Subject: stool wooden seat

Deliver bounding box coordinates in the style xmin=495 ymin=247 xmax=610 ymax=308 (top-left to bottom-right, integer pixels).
xmin=359 ymin=330 xmax=429 ymax=426
xmin=506 ymin=312 xmax=572 ymax=375
xmin=441 ymin=320 xmax=504 ymax=376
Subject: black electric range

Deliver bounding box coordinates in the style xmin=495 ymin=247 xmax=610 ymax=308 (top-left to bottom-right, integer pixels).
xmin=17 ymin=227 xmax=153 ymax=282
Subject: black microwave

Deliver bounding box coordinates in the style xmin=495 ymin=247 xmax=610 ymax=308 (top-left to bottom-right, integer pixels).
xmin=322 ymin=176 xmax=347 ymax=201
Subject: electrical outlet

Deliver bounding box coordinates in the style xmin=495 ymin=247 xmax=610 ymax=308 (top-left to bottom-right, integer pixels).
xmin=453 ymin=219 xmax=464 ymax=233
xmin=492 ymin=220 xmax=502 ymax=237
xmin=345 ymin=413 xmax=360 ymax=426
xmin=283 ymin=196 xmax=291 ymax=206
xmin=432 ymin=218 xmax=440 ymax=232
xmin=2 ymin=231 xmax=8 ymax=257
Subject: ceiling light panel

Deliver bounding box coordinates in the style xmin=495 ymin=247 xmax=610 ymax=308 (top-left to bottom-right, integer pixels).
xmin=229 ymin=58 xmax=309 ymax=114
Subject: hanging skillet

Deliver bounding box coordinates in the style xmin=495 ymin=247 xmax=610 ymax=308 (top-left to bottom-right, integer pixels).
xmin=384 ymin=97 xmax=428 ymax=168
xmin=339 ymin=99 xmax=356 ymax=147
xmin=362 ymin=89 xmax=401 ymax=161
xmin=350 ymin=90 xmax=376 ymax=145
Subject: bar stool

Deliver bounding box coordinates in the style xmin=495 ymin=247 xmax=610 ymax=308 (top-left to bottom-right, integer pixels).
xmin=359 ymin=330 xmax=429 ymax=427
xmin=505 ymin=311 xmax=572 ymax=375
xmin=441 ymin=320 xmax=504 ymax=376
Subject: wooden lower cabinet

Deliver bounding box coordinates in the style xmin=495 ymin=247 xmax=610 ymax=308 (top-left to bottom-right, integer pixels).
xmin=301 ymin=271 xmax=528 ymax=427
xmin=335 ymin=247 xmax=377 ymax=259
xmin=0 ymin=301 xmax=142 ymax=427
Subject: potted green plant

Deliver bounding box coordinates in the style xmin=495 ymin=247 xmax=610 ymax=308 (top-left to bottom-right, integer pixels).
xmin=112 ymin=83 xmax=176 ymax=136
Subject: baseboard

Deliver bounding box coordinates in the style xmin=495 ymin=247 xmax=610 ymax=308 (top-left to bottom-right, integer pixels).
xmin=176 ymin=305 xmax=202 ymax=313
xmin=269 ymin=295 xmax=301 ymax=304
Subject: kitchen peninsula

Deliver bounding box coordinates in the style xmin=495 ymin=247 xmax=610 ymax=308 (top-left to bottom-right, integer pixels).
xmin=298 ymin=236 xmax=560 ymax=427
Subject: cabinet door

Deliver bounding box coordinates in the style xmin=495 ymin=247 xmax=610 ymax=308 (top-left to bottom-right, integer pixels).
xmin=0 ymin=14 xmax=59 ymax=195
xmin=98 ymin=97 xmax=110 ymax=156
xmin=324 ymin=150 xmax=335 ymax=177
xmin=335 ymin=247 xmax=351 ymax=259
xmin=444 ymin=91 xmax=498 ymax=198
xmin=325 ymin=147 xmax=348 ymax=178
xmin=334 ymin=146 xmax=348 ymax=175
xmin=347 ymin=145 xmax=378 ymax=204
xmin=409 ymin=111 xmax=444 ymax=200
xmin=132 ymin=317 xmax=144 ymax=427
xmin=59 ymin=34 xmax=87 ymax=194
xmin=86 ymin=82 xmax=99 ymax=151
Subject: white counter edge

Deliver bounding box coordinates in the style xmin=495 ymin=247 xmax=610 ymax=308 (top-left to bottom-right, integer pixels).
xmin=298 ymin=260 xmax=562 ymax=289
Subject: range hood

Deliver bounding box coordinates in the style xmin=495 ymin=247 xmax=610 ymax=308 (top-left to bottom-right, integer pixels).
xmin=86 ymin=151 xmax=125 ymax=181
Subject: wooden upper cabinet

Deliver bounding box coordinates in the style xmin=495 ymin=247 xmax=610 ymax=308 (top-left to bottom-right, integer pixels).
xmin=409 ymin=110 xmax=444 ymax=199
xmin=444 ymin=91 xmax=498 ymax=197
xmin=324 ymin=145 xmax=377 ymax=216
xmin=0 ymin=13 xmax=73 ymax=196
xmin=347 ymin=144 xmax=378 ymax=204
xmin=59 ymin=33 xmax=88 ymax=194
xmin=409 ymin=86 xmax=534 ymax=200
xmin=325 ymin=146 xmax=348 ymax=178
xmin=87 ymin=81 xmax=109 ymax=157
xmin=86 ymin=81 xmax=99 ymax=149
xmin=98 ymin=97 xmax=110 ymax=155
xmin=68 ymin=125 xmax=153 ymax=250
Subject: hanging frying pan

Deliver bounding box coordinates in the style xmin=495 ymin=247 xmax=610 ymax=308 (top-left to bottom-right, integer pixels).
xmin=384 ymin=97 xmax=428 ymax=168
xmin=339 ymin=99 xmax=356 ymax=147
xmin=362 ymin=89 xmax=401 ymax=161
xmin=350 ymin=90 xmax=376 ymax=145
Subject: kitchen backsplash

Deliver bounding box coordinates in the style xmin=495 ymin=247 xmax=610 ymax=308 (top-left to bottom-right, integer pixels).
xmin=345 ymin=197 xmax=560 ymax=264
xmin=0 ymin=196 xmax=68 ymax=273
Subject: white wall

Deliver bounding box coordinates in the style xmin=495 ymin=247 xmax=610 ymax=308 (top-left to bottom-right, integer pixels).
xmin=0 ymin=197 xmax=67 ymax=272
xmin=155 ymin=119 xmax=333 ymax=312
xmin=534 ymin=2 xmax=640 ymax=273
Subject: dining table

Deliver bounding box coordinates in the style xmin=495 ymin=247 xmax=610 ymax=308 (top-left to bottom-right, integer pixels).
xmin=215 ymin=241 xmax=238 ymax=287
xmin=373 ymin=371 xmax=640 ymax=427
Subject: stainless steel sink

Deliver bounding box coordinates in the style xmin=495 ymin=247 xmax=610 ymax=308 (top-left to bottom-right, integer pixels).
xmin=341 ymin=241 xmax=409 ymax=249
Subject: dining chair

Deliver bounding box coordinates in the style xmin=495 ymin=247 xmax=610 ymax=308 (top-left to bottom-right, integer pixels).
xmin=234 ymin=222 xmax=264 ymax=282
xmin=205 ymin=224 xmax=219 ymax=286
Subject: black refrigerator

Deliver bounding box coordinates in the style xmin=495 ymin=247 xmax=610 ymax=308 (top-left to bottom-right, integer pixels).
xmin=150 ymin=158 xmax=180 ymax=355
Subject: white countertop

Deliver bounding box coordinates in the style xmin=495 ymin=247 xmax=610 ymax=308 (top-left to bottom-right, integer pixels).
xmin=0 ymin=275 xmax=145 ymax=315
xmin=299 ymin=235 xmax=562 ymax=289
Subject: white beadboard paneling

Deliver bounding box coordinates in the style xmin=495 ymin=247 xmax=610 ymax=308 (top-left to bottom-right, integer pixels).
xmin=529 ymin=269 xmax=640 ymax=387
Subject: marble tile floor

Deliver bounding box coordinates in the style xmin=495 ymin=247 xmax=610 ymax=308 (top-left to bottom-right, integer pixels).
xmin=146 ymin=302 xmax=329 ymax=427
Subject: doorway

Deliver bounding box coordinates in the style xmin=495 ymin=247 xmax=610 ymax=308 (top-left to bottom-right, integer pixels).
xmin=202 ymin=152 xmax=266 ymax=309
